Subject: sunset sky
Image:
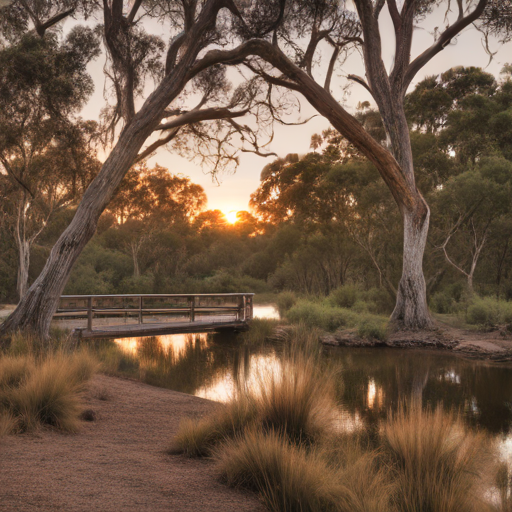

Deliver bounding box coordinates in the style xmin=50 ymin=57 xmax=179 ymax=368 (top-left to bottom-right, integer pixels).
xmin=70 ymin=5 xmax=512 ymax=218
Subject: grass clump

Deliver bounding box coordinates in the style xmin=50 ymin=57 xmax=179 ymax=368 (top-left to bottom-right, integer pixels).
xmin=0 ymin=350 xmax=98 ymax=433
xmin=171 ymin=393 xmax=258 ymax=456
xmin=383 ymin=405 xmax=494 ymax=512
xmin=217 ymin=429 xmax=342 ymax=512
xmin=276 ymin=291 xmax=298 ymax=316
xmin=172 ymin=354 xmax=338 ymax=456
xmin=241 ymin=318 xmax=280 ymax=345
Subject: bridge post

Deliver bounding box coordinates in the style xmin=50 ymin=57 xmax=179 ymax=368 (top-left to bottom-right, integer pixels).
xmin=190 ymin=296 xmax=195 ymax=322
xmin=138 ymin=296 xmax=143 ymax=324
xmin=87 ymin=297 xmax=92 ymax=331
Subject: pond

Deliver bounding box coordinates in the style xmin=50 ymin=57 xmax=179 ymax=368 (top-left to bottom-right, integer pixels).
xmin=111 ymin=304 xmax=512 ymax=460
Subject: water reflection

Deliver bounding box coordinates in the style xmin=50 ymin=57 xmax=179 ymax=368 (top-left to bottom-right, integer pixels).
xmin=112 ymin=321 xmax=512 ymax=458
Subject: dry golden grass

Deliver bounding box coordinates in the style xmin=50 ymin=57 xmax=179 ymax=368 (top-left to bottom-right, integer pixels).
xmin=170 ymin=393 xmax=258 ymax=456
xmin=217 ymin=429 xmax=341 ymax=512
xmin=217 ymin=429 xmax=393 ymax=512
xmin=172 ymin=354 xmax=338 ymax=455
xmin=382 ymin=405 xmax=495 ymax=512
xmin=0 ymin=350 xmax=98 ymax=433
xmin=495 ymin=462 xmax=512 ymax=512
xmin=0 ymin=411 xmax=17 ymax=437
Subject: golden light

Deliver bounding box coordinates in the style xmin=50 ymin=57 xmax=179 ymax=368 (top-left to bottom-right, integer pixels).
xmin=226 ymin=211 xmax=238 ymax=224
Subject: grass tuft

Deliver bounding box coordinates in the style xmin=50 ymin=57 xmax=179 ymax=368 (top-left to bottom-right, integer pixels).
xmin=382 ymin=405 xmax=495 ymax=512
xmin=0 ymin=351 xmax=98 ymax=433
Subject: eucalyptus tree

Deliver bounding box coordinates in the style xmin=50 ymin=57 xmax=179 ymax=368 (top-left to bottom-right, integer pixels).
xmin=213 ymin=0 xmax=510 ymax=329
xmin=0 ymin=0 xmax=280 ymax=338
xmin=0 ymin=21 xmax=101 ymax=300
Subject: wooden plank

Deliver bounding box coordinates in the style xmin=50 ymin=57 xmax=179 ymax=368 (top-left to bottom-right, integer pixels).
xmin=75 ymin=319 xmax=250 ymax=339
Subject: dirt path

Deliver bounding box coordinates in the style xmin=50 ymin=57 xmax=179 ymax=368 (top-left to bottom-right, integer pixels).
xmin=0 ymin=374 xmax=264 ymax=512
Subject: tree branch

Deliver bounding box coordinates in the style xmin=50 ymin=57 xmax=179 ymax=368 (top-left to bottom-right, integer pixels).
xmin=156 ymin=107 xmax=249 ymax=131
xmin=404 ymin=0 xmax=489 ymax=90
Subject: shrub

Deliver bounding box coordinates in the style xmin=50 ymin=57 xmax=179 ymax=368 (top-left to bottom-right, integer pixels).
xmin=430 ymin=291 xmax=454 ymax=314
xmin=329 ymin=285 xmax=358 ymax=309
xmin=466 ymin=296 xmax=512 ymax=327
xmin=276 ymin=291 xmax=297 ymax=316
xmin=382 ymin=406 xmax=494 ymax=512
xmin=286 ymin=300 xmax=354 ymax=332
xmin=357 ymin=316 xmax=388 ymax=342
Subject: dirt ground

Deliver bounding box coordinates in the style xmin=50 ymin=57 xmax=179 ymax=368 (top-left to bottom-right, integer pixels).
xmin=321 ymin=320 xmax=512 ymax=362
xmin=0 ymin=374 xmax=264 ymax=512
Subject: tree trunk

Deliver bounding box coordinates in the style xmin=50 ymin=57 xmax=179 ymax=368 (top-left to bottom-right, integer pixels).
xmin=17 ymin=239 xmax=30 ymax=300
xmin=0 ymin=70 xmax=191 ymax=339
xmin=131 ymin=242 xmax=140 ymax=278
xmin=391 ymin=206 xmax=434 ymax=329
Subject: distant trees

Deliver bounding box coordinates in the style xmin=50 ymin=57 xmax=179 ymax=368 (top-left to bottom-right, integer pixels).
xmin=0 ymin=29 xmax=101 ymax=299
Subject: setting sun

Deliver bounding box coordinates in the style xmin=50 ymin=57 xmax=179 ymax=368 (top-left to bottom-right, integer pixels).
xmin=226 ymin=211 xmax=238 ymax=224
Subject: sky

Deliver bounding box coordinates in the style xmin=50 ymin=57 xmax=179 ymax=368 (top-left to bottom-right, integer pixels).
xmin=67 ymin=3 xmax=512 ymax=218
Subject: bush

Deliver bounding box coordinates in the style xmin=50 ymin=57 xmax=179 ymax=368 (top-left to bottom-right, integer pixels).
xmin=276 ymin=291 xmax=297 ymax=316
xmin=357 ymin=316 xmax=388 ymax=341
xmin=286 ymin=300 xmax=354 ymax=332
xmin=466 ymin=296 xmax=512 ymax=327
xmin=329 ymin=285 xmax=358 ymax=309
xmin=382 ymin=406 xmax=494 ymax=512
xmin=430 ymin=291 xmax=454 ymax=314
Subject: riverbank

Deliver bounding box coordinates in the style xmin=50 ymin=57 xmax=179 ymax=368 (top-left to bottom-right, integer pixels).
xmin=320 ymin=321 xmax=512 ymax=362
xmin=0 ymin=373 xmax=264 ymax=512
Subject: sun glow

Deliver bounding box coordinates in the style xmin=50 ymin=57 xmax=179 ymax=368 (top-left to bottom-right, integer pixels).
xmin=226 ymin=211 xmax=238 ymax=224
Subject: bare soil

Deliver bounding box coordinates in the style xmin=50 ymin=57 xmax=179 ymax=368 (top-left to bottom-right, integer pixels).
xmin=0 ymin=374 xmax=264 ymax=512
xmin=321 ymin=321 xmax=512 ymax=362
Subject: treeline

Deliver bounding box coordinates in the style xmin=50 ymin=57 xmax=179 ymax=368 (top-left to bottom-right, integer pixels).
xmin=1 ymin=66 xmax=512 ymax=314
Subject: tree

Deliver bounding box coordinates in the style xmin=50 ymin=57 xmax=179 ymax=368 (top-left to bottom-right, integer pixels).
xmin=226 ymin=0 xmax=512 ymax=329
xmin=105 ymin=163 xmax=206 ymax=278
xmin=0 ymin=30 xmax=101 ymax=299
xmin=432 ymin=157 xmax=512 ymax=292
xmin=0 ymin=0 xmax=278 ymax=338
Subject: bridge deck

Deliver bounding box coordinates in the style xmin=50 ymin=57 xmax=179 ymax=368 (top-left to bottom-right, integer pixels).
xmin=54 ymin=293 xmax=254 ymax=339
xmin=74 ymin=317 xmax=249 ymax=339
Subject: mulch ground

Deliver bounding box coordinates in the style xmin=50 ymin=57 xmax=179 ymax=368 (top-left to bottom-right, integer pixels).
xmin=0 ymin=374 xmax=265 ymax=512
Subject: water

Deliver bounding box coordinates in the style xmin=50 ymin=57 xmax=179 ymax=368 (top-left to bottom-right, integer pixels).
xmin=111 ymin=304 xmax=512 ymax=458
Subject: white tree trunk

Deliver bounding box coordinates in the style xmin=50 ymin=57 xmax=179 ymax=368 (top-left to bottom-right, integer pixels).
xmin=17 ymin=239 xmax=30 ymax=300
xmin=391 ymin=208 xmax=434 ymax=329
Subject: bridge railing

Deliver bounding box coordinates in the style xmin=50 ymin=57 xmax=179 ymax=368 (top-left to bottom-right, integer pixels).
xmin=55 ymin=293 xmax=254 ymax=331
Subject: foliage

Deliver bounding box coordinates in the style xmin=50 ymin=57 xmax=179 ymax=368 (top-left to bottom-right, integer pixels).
xmin=465 ymin=296 xmax=512 ymax=327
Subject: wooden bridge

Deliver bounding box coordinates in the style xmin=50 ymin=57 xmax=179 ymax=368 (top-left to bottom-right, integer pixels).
xmin=54 ymin=293 xmax=254 ymax=339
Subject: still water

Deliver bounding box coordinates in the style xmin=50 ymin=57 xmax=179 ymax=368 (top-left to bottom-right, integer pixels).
xmin=113 ymin=305 xmax=512 ymax=459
